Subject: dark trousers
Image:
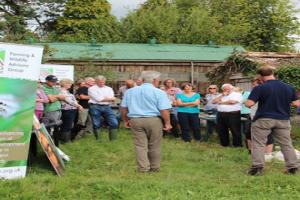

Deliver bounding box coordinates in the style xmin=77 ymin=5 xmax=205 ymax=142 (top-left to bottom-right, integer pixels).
xmin=28 ymin=133 xmax=37 ymax=166
xmin=42 ymin=110 xmax=62 ymax=146
xmin=178 ymin=112 xmax=201 ymax=142
xmin=60 ymin=109 xmax=77 ymax=142
xmin=163 ymin=113 xmax=180 ymax=138
xmin=241 ymin=114 xmax=273 ymax=145
xmin=206 ymin=109 xmax=218 ymax=135
xmin=217 ymin=111 xmax=242 ymax=147
xmin=241 ymin=114 xmax=251 ymax=140
xmin=61 ymin=109 xmax=77 ymax=132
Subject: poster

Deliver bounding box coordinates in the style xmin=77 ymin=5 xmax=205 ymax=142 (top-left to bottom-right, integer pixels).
xmin=39 ymin=64 xmax=74 ymax=81
xmin=0 ymin=43 xmax=43 ymax=179
xmin=32 ymin=116 xmax=65 ymax=176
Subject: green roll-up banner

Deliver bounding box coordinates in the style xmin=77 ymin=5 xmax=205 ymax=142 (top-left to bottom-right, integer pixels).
xmin=0 ymin=43 xmax=43 ymax=179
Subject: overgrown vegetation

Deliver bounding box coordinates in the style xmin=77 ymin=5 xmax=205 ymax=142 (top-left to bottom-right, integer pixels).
xmin=206 ymin=53 xmax=300 ymax=91
xmin=276 ymin=65 xmax=300 ymax=90
xmin=1 ymin=128 xmax=300 ymax=199
xmin=206 ymin=53 xmax=259 ymax=86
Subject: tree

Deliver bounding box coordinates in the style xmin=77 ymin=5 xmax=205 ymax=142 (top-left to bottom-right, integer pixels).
xmin=121 ymin=4 xmax=179 ymax=43
xmin=141 ymin=0 xmax=171 ymax=10
xmin=207 ymin=0 xmax=299 ymax=51
xmin=0 ymin=0 xmax=33 ymax=40
xmin=120 ymin=0 xmax=299 ymax=51
xmin=30 ymin=0 xmax=67 ymax=35
xmin=54 ymin=0 xmax=120 ymax=42
xmin=176 ymin=8 xmax=219 ymax=44
xmin=243 ymin=0 xmax=300 ymax=51
xmin=0 ymin=0 xmax=66 ymax=40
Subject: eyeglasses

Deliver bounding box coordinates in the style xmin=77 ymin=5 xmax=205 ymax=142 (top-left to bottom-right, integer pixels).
xmin=209 ymin=88 xmax=217 ymax=90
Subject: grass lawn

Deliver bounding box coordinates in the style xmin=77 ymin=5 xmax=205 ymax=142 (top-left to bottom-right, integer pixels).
xmin=1 ymin=128 xmax=300 ymax=200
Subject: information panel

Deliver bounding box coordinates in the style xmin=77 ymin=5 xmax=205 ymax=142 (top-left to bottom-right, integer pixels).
xmin=39 ymin=64 xmax=74 ymax=81
xmin=0 ymin=43 xmax=43 ymax=179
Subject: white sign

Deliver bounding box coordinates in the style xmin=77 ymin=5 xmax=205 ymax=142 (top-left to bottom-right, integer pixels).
xmin=40 ymin=64 xmax=74 ymax=81
xmin=0 ymin=43 xmax=43 ymax=81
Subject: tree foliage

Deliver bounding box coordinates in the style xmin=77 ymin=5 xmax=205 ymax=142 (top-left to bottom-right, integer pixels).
xmin=31 ymin=0 xmax=67 ymax=35
xmin=54 ymin=0 xmax=120 ymax=42
xmin=121 ymin=0 xmax=300 ymax=51
xmin=121 ymin=3 xmax=179 ymax=43
xmin=276 ymin=65 xmax=300 ymax=90
xmin=0 ymin=0 xmax=34 ymax=40
xmin=0 ymin=0 xmax=299 ymax=51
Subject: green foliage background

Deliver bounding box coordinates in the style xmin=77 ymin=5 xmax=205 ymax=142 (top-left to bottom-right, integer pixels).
xmin=1 ymin=0 xmax=299 ymax=52
xmin=53 ymin=0 xmax=121 ymax=42
xmin=276 ymin=65 xmax=300 ymax=90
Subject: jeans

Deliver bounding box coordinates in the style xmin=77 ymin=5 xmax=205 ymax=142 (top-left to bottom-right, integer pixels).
xmin=178 ymin=112 xmax=201 ymax=142
xmin=89 ymin=104 xmax=118 ymax=129
xmin=204 ymin=109 xmax=217 ymax=135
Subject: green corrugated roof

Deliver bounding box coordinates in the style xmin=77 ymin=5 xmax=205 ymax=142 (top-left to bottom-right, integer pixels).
xmin=42 ymin=43 xmax=245 ymax=62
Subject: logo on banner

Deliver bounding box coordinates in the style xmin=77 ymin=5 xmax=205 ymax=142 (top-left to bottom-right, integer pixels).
xmin=0 ymin=50 xmax=5 ymax=74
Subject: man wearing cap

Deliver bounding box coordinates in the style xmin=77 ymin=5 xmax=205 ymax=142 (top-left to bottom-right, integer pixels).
xmin=42 ymin=75 xmax=65 ymax=146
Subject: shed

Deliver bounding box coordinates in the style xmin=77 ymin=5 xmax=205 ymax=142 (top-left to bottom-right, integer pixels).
xmin=42 ymin=42 xmax=244 ymax=90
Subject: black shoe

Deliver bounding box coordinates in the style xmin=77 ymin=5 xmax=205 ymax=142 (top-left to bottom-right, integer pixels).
xmin=150 ymin=168 xmax=160 ymax=172
xmin=286 ymin=168 xmax=298 ymax=175
xmin=247 ymin=167 xmax=263 ymax=176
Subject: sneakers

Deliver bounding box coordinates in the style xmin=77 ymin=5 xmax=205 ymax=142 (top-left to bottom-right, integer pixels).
xmin=285 ymin=168 xmax=298 ymax=175
xmin=247 ymin=167 xmax=263 ymax=176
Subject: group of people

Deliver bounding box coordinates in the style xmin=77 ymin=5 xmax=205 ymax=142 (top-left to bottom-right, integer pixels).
xmin=35 ymin=75 xmax=120 ymax=147
xmin=32 ymin=66 xmax=300 ymax=175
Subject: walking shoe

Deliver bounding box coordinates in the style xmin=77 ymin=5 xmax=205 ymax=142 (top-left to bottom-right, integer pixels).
xmin=149 ymin=168 xmax=160 ymax=172
xmin=247 ymin=167 xmax=263 ymax=176
xmin=285 ymin=168 xmax=298 ymax=175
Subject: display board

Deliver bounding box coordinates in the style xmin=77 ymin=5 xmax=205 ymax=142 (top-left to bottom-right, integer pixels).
xmin=0 ymin=43 xmax=43 ymax=179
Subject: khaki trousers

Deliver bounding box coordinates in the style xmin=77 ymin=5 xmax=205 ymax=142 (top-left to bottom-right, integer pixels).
xmin=251 ymin=118 xmax=299 ymax=169
xmin=130 ymin=117 xmax=163 ymax=172
xmin=77 ymin=108 xmax=93 ymax=133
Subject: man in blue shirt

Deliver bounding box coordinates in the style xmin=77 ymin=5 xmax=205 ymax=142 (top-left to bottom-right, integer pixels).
xmin=121 ymin=71 xmax=172 ymax=172
xmin=245 ymin=66 xmax=300 ymax=175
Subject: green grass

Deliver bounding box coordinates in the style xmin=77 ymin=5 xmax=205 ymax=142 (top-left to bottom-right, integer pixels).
xmin=1 ymin=128 xmax=300 ymax=200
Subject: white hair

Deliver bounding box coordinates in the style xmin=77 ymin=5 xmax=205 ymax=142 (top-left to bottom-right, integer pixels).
xmin=140 ymin=71 xmax=161 ymax=83
xmin=95 ymin=75 xmax=106 ymax=81
xmin=221 ymin=83 xmax=234 ymax=90
xmin=84 ymin=77 xmax=95 ymax=82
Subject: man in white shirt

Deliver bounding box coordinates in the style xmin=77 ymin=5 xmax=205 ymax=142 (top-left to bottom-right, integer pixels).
xmin=213 ymin=83 xmax=243 ymax=147
xmin=88 ymin=75 xmax=118 ymax=140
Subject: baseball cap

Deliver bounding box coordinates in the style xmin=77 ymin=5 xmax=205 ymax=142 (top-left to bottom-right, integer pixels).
xmin=45 ymin=75 xmax=58 ymax=82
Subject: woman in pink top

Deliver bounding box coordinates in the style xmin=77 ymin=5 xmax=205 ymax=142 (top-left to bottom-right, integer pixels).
xmin=35 ymin=80 xmax=49 ymax=121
